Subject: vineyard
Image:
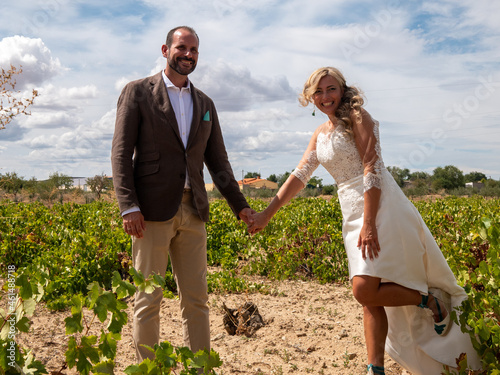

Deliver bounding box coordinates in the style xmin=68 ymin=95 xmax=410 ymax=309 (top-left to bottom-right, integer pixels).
xmin=0 ymin=196 xmax=499 ymax=374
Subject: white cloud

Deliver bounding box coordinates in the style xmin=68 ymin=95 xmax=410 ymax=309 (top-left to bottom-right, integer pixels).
xmin=0 ymin=1 xmax=499 ymax=181
xmin=0 ymin=36 xmax=64 ymax=88
xmin=20 ymin=112 xmax=74 ymax=129
xmin=192 ymin=60 xmax=296 ymax=112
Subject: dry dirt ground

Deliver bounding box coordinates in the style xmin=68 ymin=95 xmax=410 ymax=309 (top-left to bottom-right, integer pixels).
xmin=17 ymin=274 xmax=408 ymax=375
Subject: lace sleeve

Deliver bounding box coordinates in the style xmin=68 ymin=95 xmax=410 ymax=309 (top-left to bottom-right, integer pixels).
xmin=363 ymin=171 xmax=381 ymax=191
xmin=352 ymin=112 xmax=384 ymax=193
xmin=291 ymin=150 xmax=320 ymax=186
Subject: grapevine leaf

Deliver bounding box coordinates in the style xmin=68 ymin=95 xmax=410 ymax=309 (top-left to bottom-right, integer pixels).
xmin=129 ymin=268 xmax=145 ymax=285
xmin=154 ymin=341 xmax=176 ymax=369
xmin=124 ymin=358 xmax=157 ymax=375
xmin=66 ymin=336 xmax=78 ymax=368
xmin=112 ymin=271 xmax=136 ymax=299
xmin=107 ymin=310 xmax=128 ymax=334
xmin=22 ymin=298 xmax=36 ymax=317
xmin=93 ymin=359 xmax=115 ymax=375
xmin=65 ymin=313 xmax=83 ymax=334
xmin=16 ymin=316 xmax=30 ymax=333
xmin=87 ymin=282 xmax=101 ymax=309
xmin=16 ymin=274 xmax=33 ymax=300
xmin=99 ymin=331 xmax=120 ymax=359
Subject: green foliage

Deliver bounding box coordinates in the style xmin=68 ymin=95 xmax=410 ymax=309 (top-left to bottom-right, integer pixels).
xmin=307 ymin=176 xmax=323 ymax=189
xmin=87 ymin=174 xmax=113 ymax=200
xmin=414 ymin=196 xmax=500 ymax=373
xmin=321 ymin=184 xmax=337 ymax=196
xmin=0 ymin=201 xmax=131 ymax=310
xmin=244 ymin=171 xmax=260 ymax=179
xmin=0 ymin=268 xmax=46 ymax=374
xmin=47 ymin=172 xmax=74 ymax=190
xmin=387 ymin=166 xmax=410 ymax=187
xmin=464 ymin=171 xmax=487 ymax=183
xmin=276 ymin=171 xmax=291 ymax=188
xmin=267 ymin=174 xmax=277 ymax=183
xmin=0 ymin=173 xmax=25 ymax=197
xmin=0 ymin=268 xmax=221 ymax=375
xmin=432 ymin=165 xmax=465 ymax=191
xmin=1 ymin=196 xmax=500 ymax=373
xmin=453 ymin=218 xmax=500 ymax=373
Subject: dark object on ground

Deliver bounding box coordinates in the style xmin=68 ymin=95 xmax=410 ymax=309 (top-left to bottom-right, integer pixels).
xmin=223 ymin=301 xmax=265 ymax=337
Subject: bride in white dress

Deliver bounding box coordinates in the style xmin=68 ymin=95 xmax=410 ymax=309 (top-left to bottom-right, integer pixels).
xmin=247 ymin=67 xmax=481 ymax=375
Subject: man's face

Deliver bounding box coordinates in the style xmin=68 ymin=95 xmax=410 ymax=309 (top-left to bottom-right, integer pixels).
xmin=164 ymin=29 xmax=199 ymax=76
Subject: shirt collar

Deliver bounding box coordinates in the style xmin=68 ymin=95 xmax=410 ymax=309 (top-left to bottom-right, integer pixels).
xmin=162 ymin=70 xmax=191 ymax=91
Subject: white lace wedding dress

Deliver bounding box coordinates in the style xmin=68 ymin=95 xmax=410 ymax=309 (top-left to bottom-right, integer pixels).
xmin=292 ymin=120 xmax=481 ymax=374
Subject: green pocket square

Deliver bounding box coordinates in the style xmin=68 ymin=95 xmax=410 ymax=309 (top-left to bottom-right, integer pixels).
xmin=203 ymin=111 xmax=210 ymax=121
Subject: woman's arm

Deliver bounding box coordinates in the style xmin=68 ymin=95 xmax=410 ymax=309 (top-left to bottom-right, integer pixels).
xmin=352 ymin=110 xmax=382 ymax=261
xmin=248 ymin=128 xmax=321 ymax=235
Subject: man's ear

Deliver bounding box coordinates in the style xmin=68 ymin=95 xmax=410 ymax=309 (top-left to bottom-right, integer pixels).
xmin=161 ymin=44 xmax=168 ymax=58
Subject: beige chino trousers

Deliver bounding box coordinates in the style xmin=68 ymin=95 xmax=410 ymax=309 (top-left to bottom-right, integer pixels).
xmin=132 ymin=191 xmax=210 ymax=361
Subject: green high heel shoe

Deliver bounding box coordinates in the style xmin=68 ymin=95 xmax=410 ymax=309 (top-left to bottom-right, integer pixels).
xmin=418 ymin=287 xmax=452 ymax=336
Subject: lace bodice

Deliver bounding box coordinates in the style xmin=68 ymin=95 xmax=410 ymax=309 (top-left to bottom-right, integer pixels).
xmin=292 ymin=120 xmax=385 ymax=190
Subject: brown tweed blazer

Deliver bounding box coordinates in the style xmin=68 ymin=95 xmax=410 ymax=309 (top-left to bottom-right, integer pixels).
xmin=111 ymin=72 xmax=249 ymax=222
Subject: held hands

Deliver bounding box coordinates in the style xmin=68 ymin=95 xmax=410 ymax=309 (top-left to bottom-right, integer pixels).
xmin=246 ymin=210 xmax=271 ymax=236
xmin=239 ymin=207 xmax=256 ymax=227
xmin=239 ymin=208 xmax=271 ymax=236
xmin=357 ymin=221 xmax=380 ymax=261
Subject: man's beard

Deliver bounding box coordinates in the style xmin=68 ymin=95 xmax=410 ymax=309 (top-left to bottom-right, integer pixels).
xmin=168 ymin=55 xmax=197 ymax=76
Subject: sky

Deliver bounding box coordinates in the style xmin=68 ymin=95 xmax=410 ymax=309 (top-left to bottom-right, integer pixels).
xmin=1 ymin=0 xmax=499 ymax=185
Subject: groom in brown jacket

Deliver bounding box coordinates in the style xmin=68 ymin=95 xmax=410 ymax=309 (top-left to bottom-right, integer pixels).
xmin=111 ymin=25 xmax=254 ymax=361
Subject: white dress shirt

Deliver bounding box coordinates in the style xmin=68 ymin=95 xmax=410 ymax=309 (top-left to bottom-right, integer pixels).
xmin=122 ymin=71 xmax=194 ymax=216
xmin=162 ymin=70 xmax=193 ymax=189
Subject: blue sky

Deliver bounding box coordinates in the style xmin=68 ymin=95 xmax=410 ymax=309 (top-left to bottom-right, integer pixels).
xmin=1 ymin=0 xmax=499 ymax=184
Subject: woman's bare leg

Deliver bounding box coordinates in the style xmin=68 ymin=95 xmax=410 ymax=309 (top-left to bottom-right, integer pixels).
xmin=352 ymin=275 xmax=421 ymax=307
xmin=352 ymin=275 xmax=447 ymax=370
xmin=363 ymin=305 xmax=387 ymax=367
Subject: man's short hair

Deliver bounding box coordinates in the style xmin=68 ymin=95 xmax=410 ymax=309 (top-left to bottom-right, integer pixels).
xmin=165 ymin=26 xmax=199 ymax=47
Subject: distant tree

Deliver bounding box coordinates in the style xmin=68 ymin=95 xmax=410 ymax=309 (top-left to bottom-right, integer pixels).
xmin=47 ymin=172 xmax=73 ymax=190
xmin=277 ymin=171 xmax=291 ymax=187
xmin=267 ymin=174 xmax=277 ymax=183
xmin=307 ymin=176 xmax=323 ymax=188
xmin=0 ymin=172 xmax=25 ymax=199
xmin=1 ymin=65 xmax=38 ymax=130
xmin=322 ymin=184 xmax=337 ymax=195
xmin=409 ymin=171 xmax=431 ymax=181
xmin=464 ymin=171 xmax=487 ymax=183
xmin=484 ymin=178 xmax=500 ymax=188
xmin=24 ymin=176 xmax=38 ymax=200
xmin=244 ymin=171 xmax=260 ymax=179
xmin=432 ymin=165 xmax=465 ymax=191
xmin=387 ymin=166 xmax=410 ymax=187
xmin=87 ymin=173 xmax=112 ymax=200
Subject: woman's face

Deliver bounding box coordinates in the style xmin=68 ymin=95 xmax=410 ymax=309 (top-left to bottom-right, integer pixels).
xmin=312 ymin=75 xmax=343 ymax=117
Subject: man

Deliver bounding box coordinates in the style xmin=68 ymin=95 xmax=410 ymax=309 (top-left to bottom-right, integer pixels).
xmin=111 ymin=25 xmax=254 ymax=361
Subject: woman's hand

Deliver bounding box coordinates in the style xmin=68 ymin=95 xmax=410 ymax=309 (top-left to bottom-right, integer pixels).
xmin=247 ymin=210 xmax=271 ymax=236
xmin=357 ymin=221 xmax=380 ymax=261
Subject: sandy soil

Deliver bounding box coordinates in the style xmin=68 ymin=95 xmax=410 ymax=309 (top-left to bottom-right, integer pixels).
xmin=17 ymin=274 xmax=408 ymax=375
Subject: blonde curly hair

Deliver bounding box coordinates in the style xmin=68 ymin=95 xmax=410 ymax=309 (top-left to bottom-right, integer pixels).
xmin=299 ymin=67 xmax=364 ymax=137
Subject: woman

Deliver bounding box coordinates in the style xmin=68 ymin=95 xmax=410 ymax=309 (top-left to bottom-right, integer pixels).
xmin=247 ymin=67 xmax=481 ymax=375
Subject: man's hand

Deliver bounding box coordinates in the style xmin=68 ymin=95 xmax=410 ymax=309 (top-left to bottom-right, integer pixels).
xmin=123 ymin=211 xmax=146 ymax=238
xmin=239 ymin=207 xmax=256 ymax=227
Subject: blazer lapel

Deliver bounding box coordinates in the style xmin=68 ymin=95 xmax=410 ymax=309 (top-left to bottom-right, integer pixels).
xmin=149 ymin=72 xmax=182 ymax=144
